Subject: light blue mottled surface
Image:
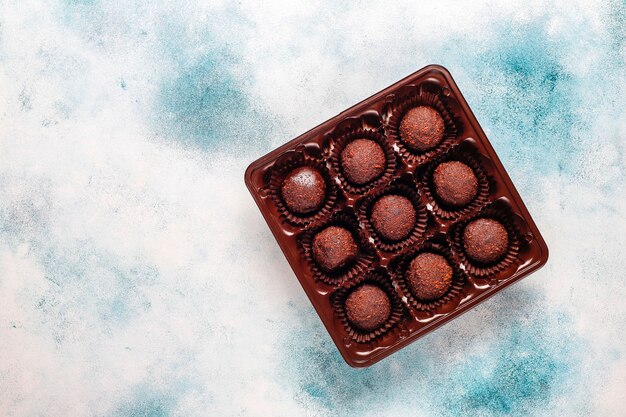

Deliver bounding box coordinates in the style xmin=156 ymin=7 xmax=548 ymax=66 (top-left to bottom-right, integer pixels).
xmin=0 ymin=1 xmax=624 ymax=416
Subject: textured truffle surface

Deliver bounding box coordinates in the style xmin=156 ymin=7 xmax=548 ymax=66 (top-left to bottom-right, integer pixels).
xmin=340 ymin=139 xmax=386 ymax=185
xmin=280 ymin=166 xmax=326 ymax=214
xmin=399 ymin=106 xmax=445 ymax=151
xmin=463 ymin=218 xmax=509 ymax=263
xmin=345 ymin=284 xmax=391 ymax=332
xmin=407 ymin=252 xmax=453 ymax=301
xmin=312 ymin=226 xmax=358 ymax=272
xmin=370 ymin=195 xmax=416 ymax=241
xmin=433 ymin=161 xmax=478 ymax=207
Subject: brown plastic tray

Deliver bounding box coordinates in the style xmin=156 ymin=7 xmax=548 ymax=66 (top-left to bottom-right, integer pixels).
xmin=244 ymin=65 xmax=548 ymax=367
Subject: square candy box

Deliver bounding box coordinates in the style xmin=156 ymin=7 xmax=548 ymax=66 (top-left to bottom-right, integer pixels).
xmin=245 ymin=65 xmax=548 ymax=367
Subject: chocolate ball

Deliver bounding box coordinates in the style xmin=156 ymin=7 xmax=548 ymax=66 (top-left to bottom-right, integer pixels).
xmin=345 ymin=284 xmax=391 ymax=332
xmin=433 ymin=161 xmax=478 ymax=207
xmin=340 ymin=139 xmax=386 ymax=185
xmin=281 ymin=166 xmax=326 ymax=214
xmin=407 ymin=253 xmax=453 ymax=301
xmin=312 ymin=226 xmax=358 ymax=272
xmin=463 ymin=218 xmax=509 ymax=263
xmin=371 ymin=195 xmax=416 ymax=241
xmin=399 ymin=106 xmax=445 ymax=151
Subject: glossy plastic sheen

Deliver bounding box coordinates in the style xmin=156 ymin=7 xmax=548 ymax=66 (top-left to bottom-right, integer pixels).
xmin=244 ymin=65 xmax=548 ymax=367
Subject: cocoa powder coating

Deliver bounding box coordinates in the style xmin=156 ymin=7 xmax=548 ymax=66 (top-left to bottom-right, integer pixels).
xmin=370 ymin=195 xmax=416 ymax=241
xmin=340 ymin=139 xmax=386 ymax=185
xmin=433 ymin=161 xmax=478 ymax=207
xmin=399 ymin=106 xmax=445 ymax=151
xmin=280 ymin=166 xmax=326 ymax=214
xmin=312 ymin=226 xmax=358 ymax=272
xmin=407 ymin=252 xmax=453 ymax=301
xmin=345 ymin=284 xmax=391 ymax=332
xmin=463 ymin=218 xmax=509 ymax=263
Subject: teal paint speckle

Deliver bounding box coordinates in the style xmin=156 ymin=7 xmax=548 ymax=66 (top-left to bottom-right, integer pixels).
xmin=111 ymin=391 xmax=174 ymax=417
xmin=436 ymin=320 xmax=574 ymax=416
xmin=114 ymin=401 xmax=170 ymax=417
xmin=277 ymin=287 xmax=584 ymax=417
xmin=30 ymin=240 xmax=160 ymax=340
xmin=157 ymin=53 xmax=266 ymax=149
xmin=437 ymin=20 xmax=580 ymax=178
xmin=0 ymin=1 xmax=623 ymax=416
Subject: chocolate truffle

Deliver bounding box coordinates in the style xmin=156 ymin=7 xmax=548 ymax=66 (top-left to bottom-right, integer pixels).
xmin=407 ymin=253 xmax=453 ymax=301
xmin=312 ymin=226 xmax=358 ymax=272
xmin=340 ymin=139 xmax=386 ymax=185
xmin=463 ymin=218 xmax=509 ymax=263
xmin=371 ymin=195 xmax=416 ymax=241
xmin=345 ymin=284 xmax=391 ymax=332
xmin=399 ymin=106 xmax=445 ymax=151
xmin=433 ymin=161 xmax=478 ymax=207
xmin=281 ymin=166 xmax=326 ymax=214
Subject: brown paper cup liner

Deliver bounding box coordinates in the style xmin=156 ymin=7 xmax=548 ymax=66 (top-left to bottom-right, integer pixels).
xmin=330 ymin=269 xmax=405 ymax=343
xmin=391 ymin=240 xmax=466 ymax=312
xmin=357 ymin=180 xmax=428 ymax=253
xmin=385 ymin=85 xmax=462 ymax=165
xmin=329 ymin=128 xmax=397 ymax=195
xmin=417 ymin=144 xmax=490 ymax=220
xmin=297 ymin=211 xmax=376 ymax=287
xmin=267 ymin=152 xmax=338 ymax=227
xmin=450 ymin=203 xmax=521 ymax=277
